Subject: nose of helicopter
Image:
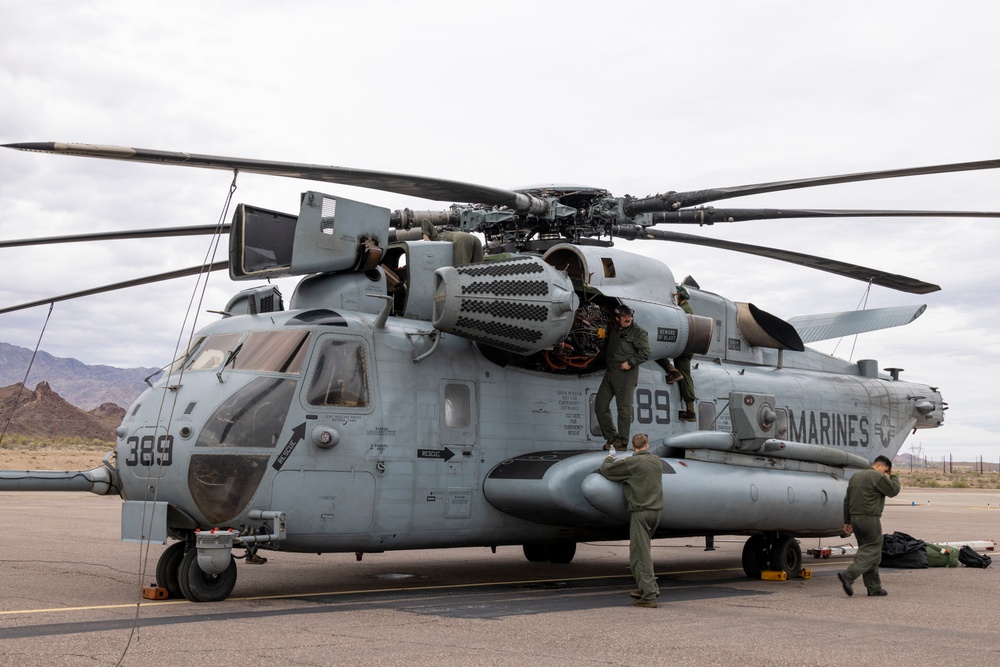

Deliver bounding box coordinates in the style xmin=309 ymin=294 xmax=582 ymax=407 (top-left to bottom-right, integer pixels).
xmin=117 ymin=372 xmax=298 ymax=526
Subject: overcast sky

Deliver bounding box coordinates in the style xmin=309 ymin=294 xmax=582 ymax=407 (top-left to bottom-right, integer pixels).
xmin=2 ymin=1 xmax=998 ymax=461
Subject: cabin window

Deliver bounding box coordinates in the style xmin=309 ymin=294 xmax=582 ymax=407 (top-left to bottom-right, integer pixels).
xmin=306 ymin=338 xmax=371 ymax=408
xmin=439 ymin=380 xmax=477 ymax=446
xmin=444 ymin=383 xmax=470 ymax=428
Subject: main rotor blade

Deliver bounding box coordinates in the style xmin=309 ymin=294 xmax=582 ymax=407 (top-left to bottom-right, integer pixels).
xmin=648 ymin=207 xmax=1000 ymax=225
xmin=0 ymin=225 xmax=229 ymax=249
xmin=0 ymin=261 xmax=229 ymax=315
xmin=3 ymin=142 xmax=549 ymax=214
xmin=629 ymin=158 xmax=1000 ymax=212
xmin=617 ymin=227 xmax=940 ymax=294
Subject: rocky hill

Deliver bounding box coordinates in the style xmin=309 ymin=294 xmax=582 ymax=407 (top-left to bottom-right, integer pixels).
xmin=0 ymin=381 xmax=124 ymax=441
xmin=0 ymin=342 xmax=157 ymax=411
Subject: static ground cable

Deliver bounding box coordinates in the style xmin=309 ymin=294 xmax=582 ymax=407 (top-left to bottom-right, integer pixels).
xmin=115 ymin=171 xmax=239 ymax=667
xmin=0 ymin=302 xmax=53 ymax=447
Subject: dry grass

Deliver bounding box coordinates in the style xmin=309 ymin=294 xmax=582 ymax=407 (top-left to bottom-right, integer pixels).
xmin=0 ymin=435 xmax=113 ymax=470
xmin=894 ymin=468 xmax=1000 ymax=490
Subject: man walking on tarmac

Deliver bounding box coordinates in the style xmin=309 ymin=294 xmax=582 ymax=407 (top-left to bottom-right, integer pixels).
xmin=595 ymin=305 xmax=651 ymax=451
xmin=601 ymin=433 xmax=663 ymax=607
xmin=838 ymin=455 xmax=901 ymax=597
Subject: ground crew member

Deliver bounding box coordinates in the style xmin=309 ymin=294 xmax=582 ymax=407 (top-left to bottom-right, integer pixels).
xmin=421 ymin=219 xmax=484 ymax=265
xmin=838 ymin=455 xmax=901 ymax=597
xmin=595 ymin=305 xmax=651 ymax=450
xmin=662 ymin=285 xmax=697 ymax=422
xmin=601 ymin=433 xmax=663 ymax=607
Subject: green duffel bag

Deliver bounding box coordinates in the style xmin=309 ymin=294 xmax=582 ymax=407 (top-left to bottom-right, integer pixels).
xmin=926 ymin=543 xmax=960 ymax=567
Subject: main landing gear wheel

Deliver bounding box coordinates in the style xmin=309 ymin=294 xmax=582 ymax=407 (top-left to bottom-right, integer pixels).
xmin=768 ymin=534 xmax=802 ymax=578
xmin=741 ymin=533 xmax=802 ymax=579
xmin=176 ymin=547 xmax=238 ymax=602
xmin=522 ymin=542 xmax=577 ymax=564
xmin=155 ymin=541 xmax=186 ymax=599
xmin=741 ymin=534 xmax=770 ymax=579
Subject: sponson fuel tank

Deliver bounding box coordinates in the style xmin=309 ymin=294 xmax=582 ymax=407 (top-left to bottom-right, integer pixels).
xmin=484 ymin=450 xmax=846 ymax=537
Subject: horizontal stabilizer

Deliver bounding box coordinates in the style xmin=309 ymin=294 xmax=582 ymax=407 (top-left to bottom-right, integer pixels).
xmin=788 ymin=305 xmax=926 ymax=344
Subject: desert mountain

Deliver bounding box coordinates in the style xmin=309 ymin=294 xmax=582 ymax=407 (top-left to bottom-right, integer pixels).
xmin=0 ymin=342 xmax=157 ymax=411
xmin=0 ymin=381 xmax=124 ymax=441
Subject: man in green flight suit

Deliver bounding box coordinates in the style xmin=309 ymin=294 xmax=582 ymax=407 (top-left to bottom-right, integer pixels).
xmin=601 ymin=433 xmax=663 ymax=607
xmin=837 ymin=455 xmax=901 ymax=597
xmin=596 ymin=305 xmax=651 ymax=450
xmin=669 ymin=285 xmax=698 ymax=422
xmin=421 ymin=219 xmax=484 ymax=266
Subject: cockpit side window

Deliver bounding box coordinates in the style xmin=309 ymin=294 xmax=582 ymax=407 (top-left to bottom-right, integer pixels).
xmin=306 ymin=337 xmax=370 ymax=408
xmin=167 ymin=335 xmax=207 ymax=375
xmin=188 ymin=332 xmax=243 ymax=371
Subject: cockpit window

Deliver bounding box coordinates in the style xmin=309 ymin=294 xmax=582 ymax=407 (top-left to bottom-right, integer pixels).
xmin=224 ymin=330 xmax=310 ymax=374
xmin=306 ymin=337 xmax=370 ymax=408
xmin=186 ymin=330 xmax=310 ymax=374
xmin=197 ymin=376 xmax=297 ymax=448
xmin=188 ymin=332 xmax=243 ymax=371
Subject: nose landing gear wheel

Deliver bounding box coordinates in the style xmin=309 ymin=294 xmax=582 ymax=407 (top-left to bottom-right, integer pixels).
xmin=155 ymin=541 xmax=186 ymax=599
xmin=176 ymin=547 xmax=238 ymax=602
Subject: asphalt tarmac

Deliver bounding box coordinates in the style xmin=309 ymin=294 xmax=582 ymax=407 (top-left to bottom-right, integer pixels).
xmin=1 ymin=487 xmax=998 ymax=666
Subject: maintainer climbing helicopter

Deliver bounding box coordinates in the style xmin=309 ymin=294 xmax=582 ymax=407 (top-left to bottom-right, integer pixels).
xmin=3 ymin=141 xmax=994 ymax=602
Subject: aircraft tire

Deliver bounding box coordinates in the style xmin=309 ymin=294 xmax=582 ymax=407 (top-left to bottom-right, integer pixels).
xmin=522 ymin=544 xmax=549 ymax=562
xmin=177 ymin=547 xmax=238 ymax=602
xmin=741 ymin=534 xmax=769 ymax=579
xmin=768 ymin=535 xmax=802 ymax=578
xmin=547 ymin=542 xmax=577 ymax=564
xmin=155 ymin=541 xmax=186 ymax=599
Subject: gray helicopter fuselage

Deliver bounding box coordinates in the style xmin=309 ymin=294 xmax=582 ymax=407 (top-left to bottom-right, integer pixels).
xmin=116 ymin=297 xmax=942 ymax=553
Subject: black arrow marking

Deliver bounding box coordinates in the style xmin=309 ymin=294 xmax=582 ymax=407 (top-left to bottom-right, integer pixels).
xmin=273 ymin=422 xmax=307 ymax=470
xmin=417 ymin=447 xmax=455 ymax=462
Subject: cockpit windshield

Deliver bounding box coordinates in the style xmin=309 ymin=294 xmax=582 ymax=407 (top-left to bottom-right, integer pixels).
xmin=186 ymin=330 xmax=310 ymax=374
xmin=224 ymin=330 xmax=310 ymax=374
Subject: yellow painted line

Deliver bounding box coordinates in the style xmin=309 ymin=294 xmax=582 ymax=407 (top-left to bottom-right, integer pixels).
xmin=0 ymin=563 xmax=766 ymax=615
xmin=0 ymin=599 xmax=188 ymax=616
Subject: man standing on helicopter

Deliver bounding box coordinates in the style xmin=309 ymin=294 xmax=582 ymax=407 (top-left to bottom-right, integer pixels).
xmin=596 ymin=305 xmax=651 ymax=451
xmin=667 ymin=285 xmax=697 ymax=422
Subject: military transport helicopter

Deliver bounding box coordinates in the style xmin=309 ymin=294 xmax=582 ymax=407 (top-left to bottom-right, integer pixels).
xmin=2 ymin=141 xmax=996 ymax=602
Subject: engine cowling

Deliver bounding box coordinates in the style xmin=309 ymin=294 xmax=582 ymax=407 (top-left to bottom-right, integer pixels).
xmin=432 ymin=247 xmax=714 ymax=361
xmin=433 ymin=256 xmax=579 ymax=355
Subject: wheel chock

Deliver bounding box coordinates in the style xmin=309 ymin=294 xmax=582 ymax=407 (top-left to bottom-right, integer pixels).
xmin=760 ymin=570 xmax=787 ymax=581
xmin=142 ymin=586 xmax=169 ymax=600
xmin=798 ymin=568 xmax=812 ymax=579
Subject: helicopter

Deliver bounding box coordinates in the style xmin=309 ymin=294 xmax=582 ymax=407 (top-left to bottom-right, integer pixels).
xmin=2 ymin=141 xmax=996 ymax=602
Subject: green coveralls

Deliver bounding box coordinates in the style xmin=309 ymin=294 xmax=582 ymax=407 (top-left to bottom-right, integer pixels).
xmin=595 ymin=322 xmax=651 ymax=445
xmin=674 ymin=300 xmax=696 ymax=403
xmin=843 ymin=466 xmax=901 ymax=593
xmin=601 ymin=450 xmax=664 ymax=601
xmin=420 ymin=219 xmax=484 ymax=265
